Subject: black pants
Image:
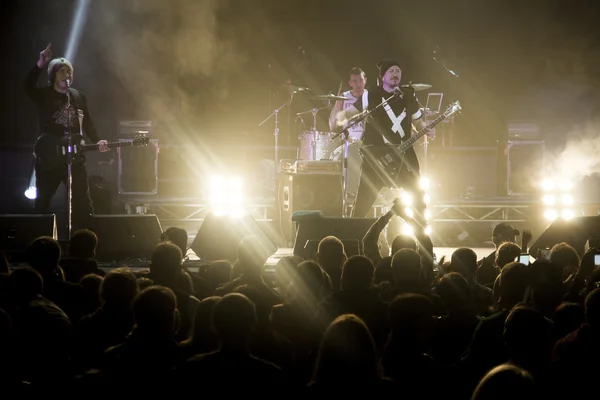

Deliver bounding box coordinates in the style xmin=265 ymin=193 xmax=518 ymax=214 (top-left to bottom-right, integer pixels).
xmin=351 ymin=146 xmax=427 ymax=231
xmin=33 ymin=159 xmax=94 ymax=231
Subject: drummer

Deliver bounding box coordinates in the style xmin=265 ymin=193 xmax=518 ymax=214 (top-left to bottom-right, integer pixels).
xmin=328 ymin=67 xmax=368 ymax=142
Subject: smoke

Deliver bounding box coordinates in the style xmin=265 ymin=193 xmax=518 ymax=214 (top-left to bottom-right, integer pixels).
xmin=534 ymin=119 xmax=600 ymax=184
xmin=92 ymin=0 xmax=246 ymax=130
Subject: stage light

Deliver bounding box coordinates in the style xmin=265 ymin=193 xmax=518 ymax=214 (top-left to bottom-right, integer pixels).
xmin=401 ymin=224 xmax=414 ymax=237
xmin=541 ymin=177 xmax=576 ymax=221
xmin=423 ymin=193 xmax=431 ymax=205
xmin=24 ymin=186 xmax=37 ymax=200
xmin=404 ymin=207 xmax=414 ymax=219
xmin=542 ymin=194 xmax=556 ymax=206
xmin=544 ymin=209 xmax=558 ymax=221
xmin=419 ymin=177 xmax=430 ymax=191
xmin=561 ymin=209 xmax=575 ymax=220
xmin=401 ymin=191 xmax=412 ymax=206
xmin=561 ymin=194 xmax=573 ymax=206
xmin=424 ymin=209 xmax=431 ymax=221
xmin=540 ymin=179 xmax=556 ymax=192
xmin=209 ymin=175 xmax=245 ymax=217
xmin=425 ymin=225 xmax=432 ymax=235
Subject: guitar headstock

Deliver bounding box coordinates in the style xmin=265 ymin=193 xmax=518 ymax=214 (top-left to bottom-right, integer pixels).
xmin=443 ymin=100 xmax=462 ymax=118
xmin=132 ymin=134 xmax=150 ymax=147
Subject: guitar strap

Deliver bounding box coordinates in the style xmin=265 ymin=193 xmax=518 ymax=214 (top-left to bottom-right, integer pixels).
xmin=382 ymin=98 xmax=406 ymax=139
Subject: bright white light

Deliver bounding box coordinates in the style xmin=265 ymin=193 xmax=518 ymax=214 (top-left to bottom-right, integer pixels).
xmin=544 ymin=209 xmax=558 ymax=221
xmin=423 ymin=193 xmax=431 ymax=204
xmin=24 ymin=186 xmax=37 ymax=200
xmin=541 ymin=179 xmax=555 ymax=192
xmin=419 ymin=177 xmax=430 ymax=191
xmin=561 ymin=194 xmax=573 ymax=206
xmin=558 ymin=180 xmax=573 ymax=192
xmin=425 ymin=225 xmax=432 ymax=235
xmin=404 ymin=207 xmax=414 ymax=219
xmin=209 ymin=175 xmax=245 ymax=217
xmin=401 ymin=192 xmax=413 ymax=206
xmin=542 ymin=194 xmax=556 ymax=206
xmin=401 ymin=224 xmax=414 ymax=236
xmin=424 ymin=209 xmax=431 ymax=221
xmin=561 ymin=209 xmax=575 ymax=220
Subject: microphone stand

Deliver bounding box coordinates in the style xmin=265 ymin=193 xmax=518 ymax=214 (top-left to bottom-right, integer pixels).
xmin=258 ymin=92 xmax=294 ymax=177
xmin=332 ymin=89 xmax=401 ymax=216
xmin=64 ymin=83 xmax=74 ymax=238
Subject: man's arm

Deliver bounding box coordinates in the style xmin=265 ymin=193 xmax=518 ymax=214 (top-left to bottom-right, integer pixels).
xmin=25 ymin=43 xmax=52 ymax=102
xmin=79 ymin=92 xmax=101 ymax=144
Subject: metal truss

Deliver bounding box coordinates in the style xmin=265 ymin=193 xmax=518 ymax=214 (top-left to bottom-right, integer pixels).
xmin=120 ymin=196 xmax=277 ymax=222
xmin=429 ymin=201 xmax=536 ymax=223
xmin=121 ymin=196 xmax=544 ymax=224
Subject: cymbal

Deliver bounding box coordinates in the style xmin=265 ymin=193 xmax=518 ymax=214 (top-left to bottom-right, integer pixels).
xmin=296 ymin=105 xmax=331 ymax=116
xmin=401 ymin=83 xmax=432 ymax=92
xmin=310 ymin=94 xmax=350 ymax=101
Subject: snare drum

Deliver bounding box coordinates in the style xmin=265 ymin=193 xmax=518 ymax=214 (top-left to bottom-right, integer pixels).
xmin=298 ymin=130 xmax=336 ymax=160
xmin=330 ymin=141 xmax=362 ymax=197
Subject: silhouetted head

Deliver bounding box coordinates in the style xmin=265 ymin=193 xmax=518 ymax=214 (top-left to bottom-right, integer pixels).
xmin=341 ymin=255 xmax=374 ymax=290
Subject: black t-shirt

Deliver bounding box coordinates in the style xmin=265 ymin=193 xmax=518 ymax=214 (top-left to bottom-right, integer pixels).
xmin=24 ymin=64 xmax=100 ymax=143
xmin=353 ymin=86 xmax=423 ymax=146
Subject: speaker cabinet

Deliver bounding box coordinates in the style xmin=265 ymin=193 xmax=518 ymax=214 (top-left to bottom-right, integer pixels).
xmin=92 ymin=214 xmax=163 ymax=262
xmin=117 ymin=138 xmax=159 ymax=195
xmin=504 ymin=140 xmax=545 ymax=196
xmin=530 ymin=216 xmax=600 ymax=256
xmin=279 ymin=173 xmax=343 ymax=246
xmin=292 ymin=214 xmax=377 ymax=259
xmin=429 ymin=146 xmax=498 ymax=199
xmin=191 ymin=212 xmax=278 ymax=262
xmin=0 ymin=214 xmax=57 ymax=261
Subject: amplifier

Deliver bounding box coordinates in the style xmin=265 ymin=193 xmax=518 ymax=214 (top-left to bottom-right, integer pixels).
xmin=294 ymin=160 xmax=341 ymax=174
xmin=117 ymin=138 xmax=159 ymax=195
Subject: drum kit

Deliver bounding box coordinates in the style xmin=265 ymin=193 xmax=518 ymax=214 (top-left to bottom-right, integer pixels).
xmin=259 ymin=82 xmax=433 ymax=216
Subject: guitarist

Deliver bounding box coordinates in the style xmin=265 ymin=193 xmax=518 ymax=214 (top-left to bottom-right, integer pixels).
xmin=336 ymin=60 xmax=434 ymax=232
xmin=24 ymin=43 xmax=109 ymax=229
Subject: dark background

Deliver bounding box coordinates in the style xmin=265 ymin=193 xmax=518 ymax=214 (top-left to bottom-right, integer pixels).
xmin=2 ymin=0 xmax=600 ymax=212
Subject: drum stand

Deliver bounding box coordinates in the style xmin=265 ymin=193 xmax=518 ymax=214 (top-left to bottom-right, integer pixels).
xmin=259 ymin=92 xmax=295 ymax=174
xmin=296 ymin=105 xmax=330 ymax=159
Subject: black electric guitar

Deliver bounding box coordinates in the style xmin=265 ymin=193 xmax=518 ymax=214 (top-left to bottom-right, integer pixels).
xmin=359 ymin=100 xmax=462 ymax=187
xmin=34 ymin=133 xmax=150 ymax=171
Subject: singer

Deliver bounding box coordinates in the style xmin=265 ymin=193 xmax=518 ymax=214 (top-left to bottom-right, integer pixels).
xmin=24 ymin=43 xmax=109 ymax=230
xmin=335 ymin=59 xmax=434 ymax=232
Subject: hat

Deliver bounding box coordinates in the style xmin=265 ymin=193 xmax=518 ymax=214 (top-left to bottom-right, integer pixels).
xmin=493 ymin=222 xmax=520 ymax=237
xmin=377 ymin=59 xmax=401 ymax=78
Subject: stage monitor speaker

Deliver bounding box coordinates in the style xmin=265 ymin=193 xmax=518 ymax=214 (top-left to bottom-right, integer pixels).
xmin=279 ymin=173 xmax=343 ymax=246
xmin=0 ymin=214 xmax=57 ymax=261
xmin=292 ymin=214 xmax=377 ymax=259
xmin=529 ymin=216 xmax=600 ymax=256
xmin=191 ymin=212 xmax=278 ymax=262
xmin=92 ymin=214 xmax=163 ymax=262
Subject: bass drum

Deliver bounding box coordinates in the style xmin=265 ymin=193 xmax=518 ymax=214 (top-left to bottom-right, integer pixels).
xmin=298 ymin=130 xmax=335 ymax=160
xmin=330 ymin=141 xmax=362 ymax=197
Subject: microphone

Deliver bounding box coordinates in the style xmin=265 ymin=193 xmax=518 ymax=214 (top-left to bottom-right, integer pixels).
xmin=65 ymin=79 xmax=71 ymax=88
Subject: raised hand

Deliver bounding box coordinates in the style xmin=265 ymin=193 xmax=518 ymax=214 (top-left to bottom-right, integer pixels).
xmin=37 ymin=43 xmax=52 ymax=68
xmin=521 ymin=229 xmax=533 ymax=252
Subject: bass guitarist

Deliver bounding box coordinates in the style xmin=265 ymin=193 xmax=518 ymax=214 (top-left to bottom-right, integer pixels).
xmin=335 ymin=59 xmax=434 ymax=234
xmin=25 ymin=43 xmax=109 ymax=229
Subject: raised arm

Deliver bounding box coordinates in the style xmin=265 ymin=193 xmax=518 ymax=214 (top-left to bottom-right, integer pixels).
xmin=24 ymin=43 xmax=52 ymax=102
